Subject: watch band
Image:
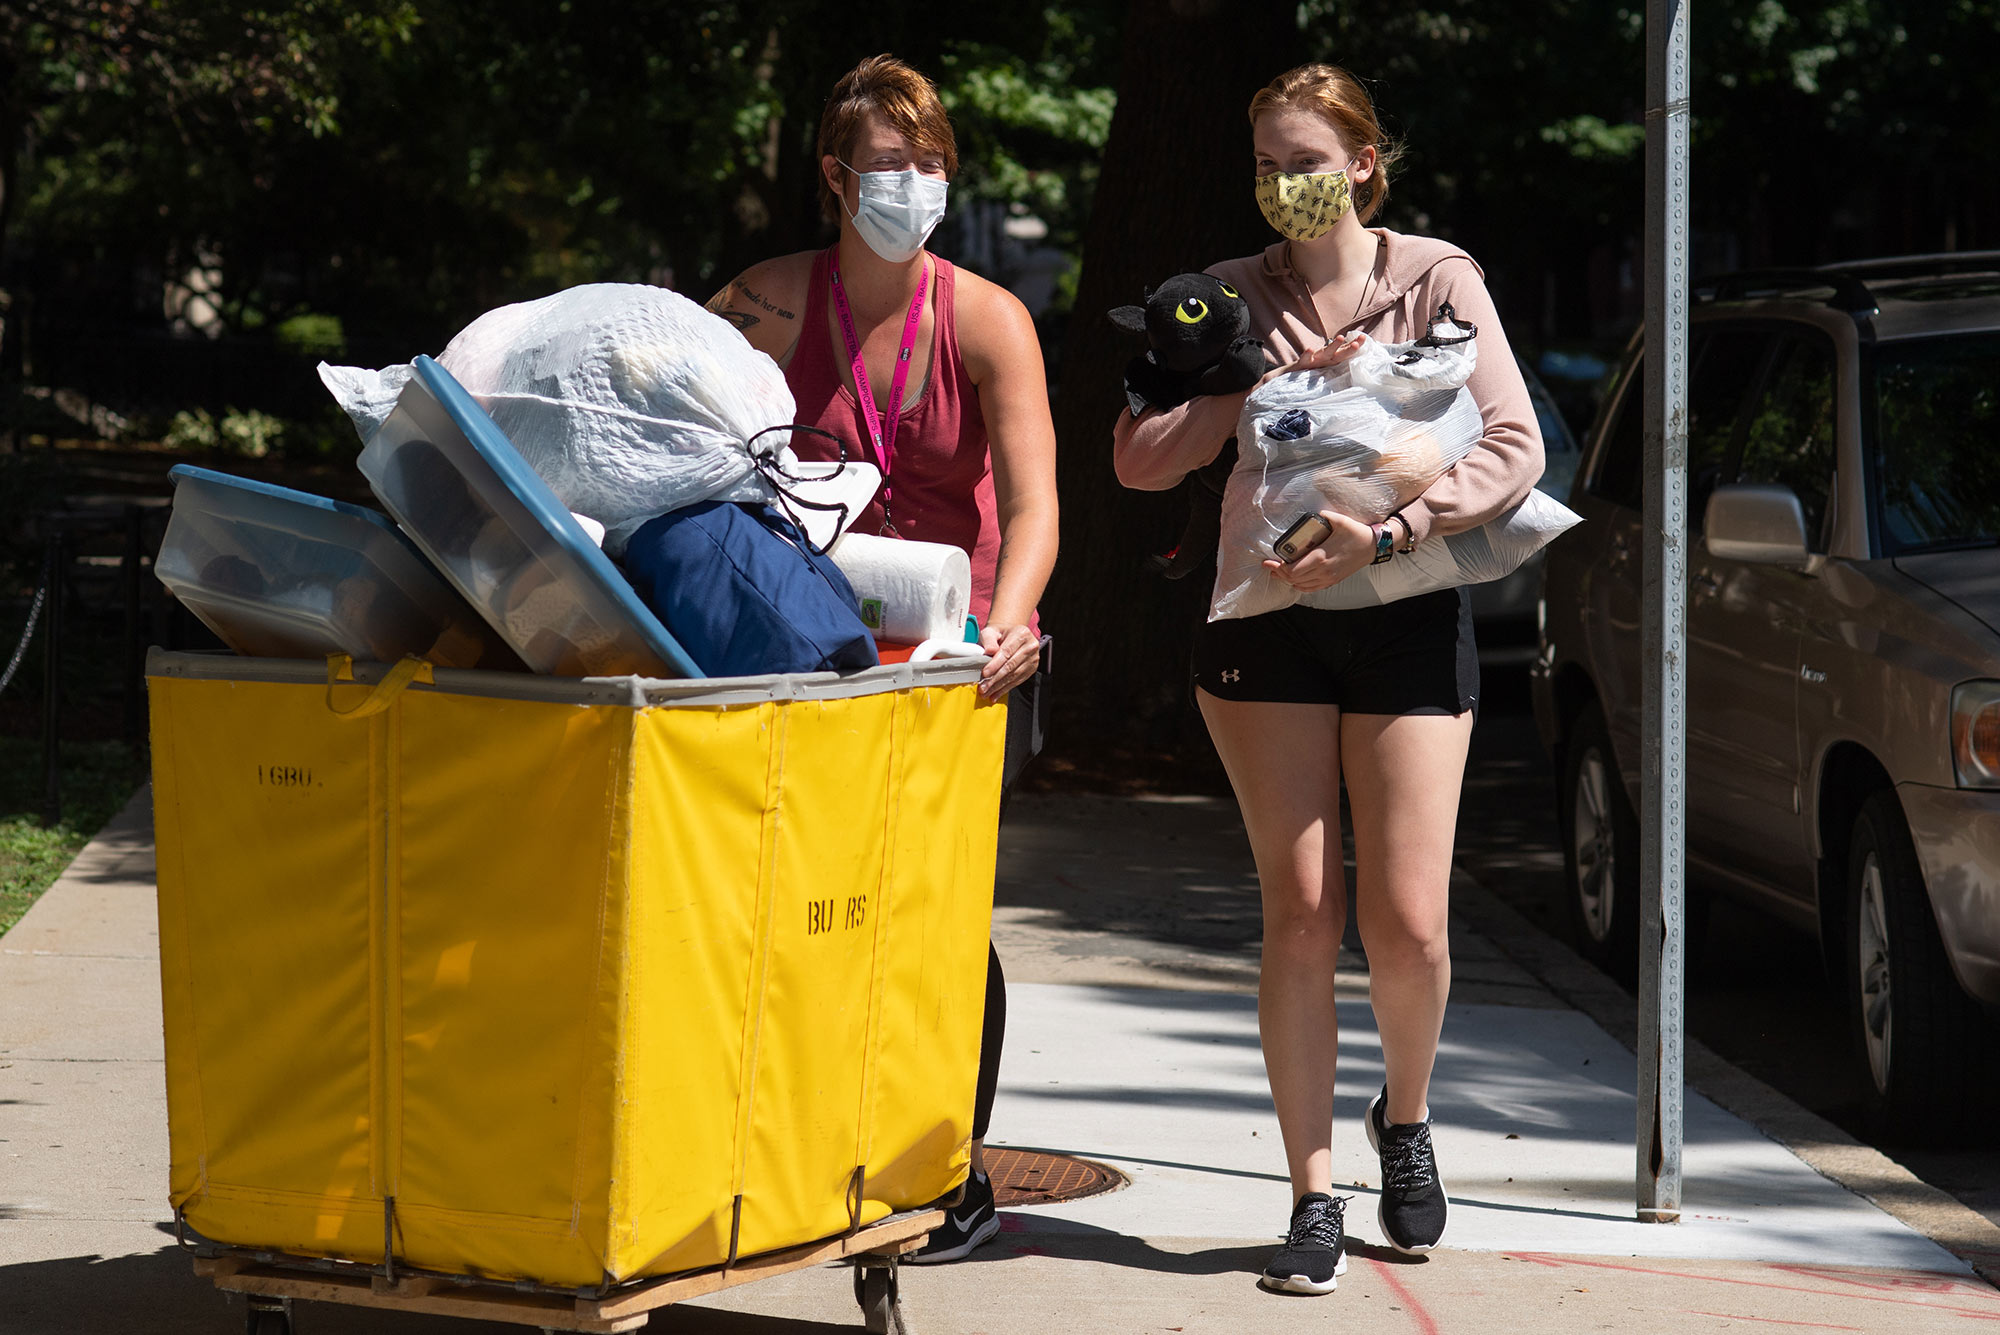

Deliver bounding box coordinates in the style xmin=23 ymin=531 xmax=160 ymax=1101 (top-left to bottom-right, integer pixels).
xmin=1371 ymin=523 xmax=1395 ymax=565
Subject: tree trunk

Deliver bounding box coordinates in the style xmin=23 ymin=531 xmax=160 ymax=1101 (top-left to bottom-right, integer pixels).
xmin=1043 ymin=0 xmax=1295 ymax=750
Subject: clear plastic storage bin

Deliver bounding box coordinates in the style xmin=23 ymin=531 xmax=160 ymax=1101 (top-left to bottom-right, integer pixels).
xmin=155 ymin=465 xmax=521 ymax=670
xmin=358 ymin=356 xmax=703 ymax=678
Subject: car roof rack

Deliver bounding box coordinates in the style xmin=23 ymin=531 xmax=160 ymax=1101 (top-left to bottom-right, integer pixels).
xmin=1819 ymin=251 xmax=2000 ymax=282
xmin=1697 ymin=269 xmax=1879 ymax=315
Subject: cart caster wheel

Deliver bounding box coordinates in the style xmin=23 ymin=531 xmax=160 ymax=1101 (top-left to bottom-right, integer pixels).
xmin=854 ymin=1264 xmax=906 ymax=1334
xmin=245 ymin=1299 xmax=291 ymax=1335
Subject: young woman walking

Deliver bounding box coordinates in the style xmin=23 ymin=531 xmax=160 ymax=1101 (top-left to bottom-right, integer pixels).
xmin=1113 ymin=63 xmax=1542 ymax=1294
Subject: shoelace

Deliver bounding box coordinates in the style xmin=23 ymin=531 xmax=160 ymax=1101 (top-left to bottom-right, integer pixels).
xmin=1288 ymin=1195 xmax=1350 ymax=1248
xmin=1379 ymin=1120 xmax=1437 ymax=1193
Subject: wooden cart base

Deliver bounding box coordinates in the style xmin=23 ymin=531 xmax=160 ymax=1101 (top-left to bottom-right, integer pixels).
xmin=195 ymin=1208 xmax=942 ymax=1335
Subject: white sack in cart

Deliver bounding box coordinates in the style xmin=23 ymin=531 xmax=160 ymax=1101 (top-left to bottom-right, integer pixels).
xmin=319 ymin=284 xmax=812 ymax=556
xmin=1210 ymin=332 xmax=1580 ymax=618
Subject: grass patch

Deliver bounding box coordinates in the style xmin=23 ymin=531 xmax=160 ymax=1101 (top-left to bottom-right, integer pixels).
xmin=0 ymin=739 xmax=151 ymax=936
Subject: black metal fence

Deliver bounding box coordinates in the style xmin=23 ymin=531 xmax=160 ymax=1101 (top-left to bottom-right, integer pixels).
xmin=1 ymin=502 xmax=216 ymax=826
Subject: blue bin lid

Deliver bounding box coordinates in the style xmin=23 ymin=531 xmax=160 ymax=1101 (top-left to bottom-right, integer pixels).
xmin=169 ymin=463 xmax=409 ymax=530
xmin=402 ymin=356 xmax=704 ymax=678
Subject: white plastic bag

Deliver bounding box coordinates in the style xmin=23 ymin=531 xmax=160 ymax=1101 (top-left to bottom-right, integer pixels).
xmin=1210 ymin=332 xmax=1580 ymax=619
xmin=1212 ymin=334 xmax=1479 ymax=620
xmin=1290 ymin=489 xmax=1581 ymax=610
xmin=320 ymin=283 xmax=803 ymax=555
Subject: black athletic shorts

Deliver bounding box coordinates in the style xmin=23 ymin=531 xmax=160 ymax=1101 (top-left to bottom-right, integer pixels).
xmin=1191 ymin=588 xmax=1479 ymax=716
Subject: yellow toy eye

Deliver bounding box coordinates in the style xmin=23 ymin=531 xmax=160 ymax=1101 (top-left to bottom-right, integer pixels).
xmin=1176 ymin=298 xmax=1210 ymax=325
xmin=1218 ymin=282 xmax=1240 ymax=299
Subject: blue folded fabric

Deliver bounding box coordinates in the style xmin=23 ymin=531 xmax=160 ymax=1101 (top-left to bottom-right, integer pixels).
xmin=620 ymin=502 xmax=879 ymax=677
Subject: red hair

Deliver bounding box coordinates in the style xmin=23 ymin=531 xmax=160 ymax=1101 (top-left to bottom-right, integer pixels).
xmin=1249 ymin=64 xmax=1403 ymax=224
xmin=817 ymin=55 xmax=959 ymax=223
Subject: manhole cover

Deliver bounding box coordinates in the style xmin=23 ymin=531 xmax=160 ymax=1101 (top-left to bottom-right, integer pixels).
xmin=986 ymin=1148 xmax=1126 ymax=1207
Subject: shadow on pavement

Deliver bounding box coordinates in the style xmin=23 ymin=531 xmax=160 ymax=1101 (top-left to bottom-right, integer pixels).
xmin=0 ymin=1244 xmax=898 ymax=1335
xmin=973 ymin=1220 xmax=1273 ymax=1278
xmin=969 ymin=1216 xmax=1439 ymax=1280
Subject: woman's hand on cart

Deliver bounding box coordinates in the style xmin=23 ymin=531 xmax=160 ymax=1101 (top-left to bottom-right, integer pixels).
xmin=1261 ymin=509 xmax=1378 ymax=591
xmin=978 ymin=623 xmax=1041 ymax=697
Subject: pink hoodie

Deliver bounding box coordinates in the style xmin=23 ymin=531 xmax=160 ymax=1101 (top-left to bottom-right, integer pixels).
xmin=1111 ymin=229 xmax=1544 ymax=547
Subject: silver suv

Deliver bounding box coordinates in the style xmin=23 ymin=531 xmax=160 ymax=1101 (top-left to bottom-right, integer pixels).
xmin=1530 ymin=255 xmax=2000 ymax=1143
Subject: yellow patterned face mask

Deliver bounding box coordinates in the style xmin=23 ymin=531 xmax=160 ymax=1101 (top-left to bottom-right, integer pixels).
xmin=1255 ymin=169 xmax=1354 ymax=241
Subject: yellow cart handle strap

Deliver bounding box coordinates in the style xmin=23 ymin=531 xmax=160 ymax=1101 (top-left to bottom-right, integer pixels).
xmin=326 ymin=653 xmax=435 ymax=718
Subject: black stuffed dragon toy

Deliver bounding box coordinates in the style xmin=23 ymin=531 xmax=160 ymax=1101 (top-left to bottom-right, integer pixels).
xmin=1109 ymin=273 xmax=1267 ymax=580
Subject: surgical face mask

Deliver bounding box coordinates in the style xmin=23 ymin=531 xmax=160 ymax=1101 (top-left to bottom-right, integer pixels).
xmin=1255 ymin=167 xmax=1355 ymax=241
xmin=840 ymin=162 xmax=949 ymax=263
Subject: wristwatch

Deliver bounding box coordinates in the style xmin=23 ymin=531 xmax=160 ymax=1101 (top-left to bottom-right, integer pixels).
xmin=1371 ymin=523 xmax=1396 ymax=565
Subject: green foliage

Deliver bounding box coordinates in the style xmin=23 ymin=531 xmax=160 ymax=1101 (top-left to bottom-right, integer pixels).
xmin=185 ymin=410 xmax=236 ymax=455
xmin=1279 ymin=0 xmax=2000 ymax=340
xmin=6 ymin=0 xmax=1135 ymax=350
xmin=7 ymin=0 xmax=2000 ymax=382
xmin=931 ymin=9 xmax=1119 ymax=314
xmin=6 ymin=2 xmax=421 ymax=301
xmin=1541 ymin=116 xmax=1645 ymax=162
xmin=162 ymin=408 xmax=219 ymax=453
xmin=1298 ymin=3 xmax=1643 ymax=214
xmin=220 ymin=409 xmax=285 ymax=458
xmin=275 ymin=312 xmax=347 ymax=360
xmin=0 ymin=740 xmax=150 ymax=938
xmin=164 ymin=406 xmax=285 ymax=457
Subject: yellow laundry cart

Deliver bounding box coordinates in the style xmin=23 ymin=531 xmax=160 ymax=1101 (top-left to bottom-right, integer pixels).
xmin=148 ymin=646 xmax=1006 ymax=1333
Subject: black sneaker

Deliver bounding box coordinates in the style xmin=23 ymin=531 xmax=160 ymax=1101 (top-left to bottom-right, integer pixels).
xmin=1365 ymin=1086 xmax=1448 ymax=1252
xmin=907 ymin=1169 xmax=1000 ymax=1264
xmin=1259 ymin=1192 xmax=1350 ymax=1294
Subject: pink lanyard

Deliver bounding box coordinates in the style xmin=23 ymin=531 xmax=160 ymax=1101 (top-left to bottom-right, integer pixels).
xmin=829 ymin=250 xmax=929 ymax=530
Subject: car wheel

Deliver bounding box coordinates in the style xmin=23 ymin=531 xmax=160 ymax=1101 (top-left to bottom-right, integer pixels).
xmin=1845 ymin=790 xmax=1997 ymax=1145
xmin=1561 ymin=703 xmax=1639 ymax=983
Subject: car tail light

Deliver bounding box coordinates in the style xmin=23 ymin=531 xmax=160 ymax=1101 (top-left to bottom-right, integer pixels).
xmin=1951 ymin=681 xmax=2000 ymax=788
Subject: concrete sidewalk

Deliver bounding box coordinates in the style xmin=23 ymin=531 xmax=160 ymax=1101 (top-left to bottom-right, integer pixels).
xmin=6 ymin=787 xmax=2000 ymax=1334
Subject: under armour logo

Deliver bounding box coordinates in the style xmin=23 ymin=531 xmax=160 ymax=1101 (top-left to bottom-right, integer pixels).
xmin=1221 ymin=668 xmax=1242 ymax=683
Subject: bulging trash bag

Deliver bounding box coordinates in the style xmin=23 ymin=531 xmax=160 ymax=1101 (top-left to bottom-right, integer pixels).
xmin=1210 ymin=331 xmax=1579 ymax=619
xmin=320 ymin=284 xmax=800 ymax=556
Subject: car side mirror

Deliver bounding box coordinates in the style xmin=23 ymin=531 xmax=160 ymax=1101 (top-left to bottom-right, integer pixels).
xmin=1704 ymin=483 xmax=1812 ymax=568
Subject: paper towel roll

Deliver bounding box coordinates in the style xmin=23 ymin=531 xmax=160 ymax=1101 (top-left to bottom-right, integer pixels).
xmin=826 ymin=533 xmax=971 ymax=645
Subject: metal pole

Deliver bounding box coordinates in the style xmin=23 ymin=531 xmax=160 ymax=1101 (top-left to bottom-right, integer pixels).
xmin=40 ymin=524 xmax=65 ymax=828
xmin=1638 ymin=0 xmax=1691 ymax=1223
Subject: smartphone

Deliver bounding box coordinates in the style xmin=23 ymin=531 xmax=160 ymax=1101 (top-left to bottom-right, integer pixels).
xmin=1272 ymin=513 xmax=1334 ymax=564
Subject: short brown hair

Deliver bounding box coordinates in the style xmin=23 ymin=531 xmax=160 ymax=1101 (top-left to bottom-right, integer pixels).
xmin=1249 ymin=64 xmax=1403 ymax=225
xmin=816 ymin=54 xmax=959 ymax=224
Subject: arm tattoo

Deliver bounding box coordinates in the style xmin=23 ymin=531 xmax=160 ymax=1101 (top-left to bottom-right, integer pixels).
xmin=703 ymin=286 xmax=733 ymax=314
xmin=715 ymin=310 xmax=759 ymax=332
xmin=739 ymin=285 xmax=796 ymax=320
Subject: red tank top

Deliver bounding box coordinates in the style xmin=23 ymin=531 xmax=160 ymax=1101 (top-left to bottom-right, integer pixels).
xmin=785 ymin=248 xmax=1005 ymax=624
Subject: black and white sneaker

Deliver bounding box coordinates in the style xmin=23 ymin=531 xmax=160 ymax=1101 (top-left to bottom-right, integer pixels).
xmin=1365 ymin=1086 xmax=1448 ymax=1252
xmin=1260 ymin=1191 xmax=1351 ymax=1295
xmin=907 ymin=1169 xmax=1000 ymax=1264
